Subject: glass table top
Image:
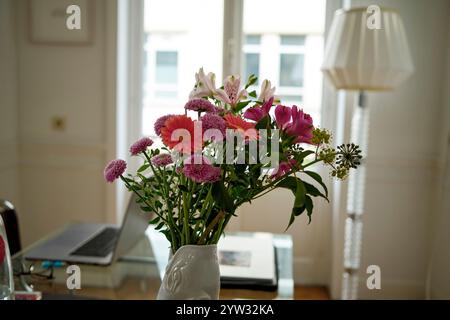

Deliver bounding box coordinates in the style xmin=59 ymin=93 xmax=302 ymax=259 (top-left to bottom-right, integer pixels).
xmin=12 ymin=226 xmax=293 ymax=300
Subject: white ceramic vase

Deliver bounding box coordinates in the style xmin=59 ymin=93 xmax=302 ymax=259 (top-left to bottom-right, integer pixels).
xmin=156 ymin=244 xmax=220 ymax=300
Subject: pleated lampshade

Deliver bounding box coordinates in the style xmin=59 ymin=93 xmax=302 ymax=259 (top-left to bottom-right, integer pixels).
xmin=322 ymin=7 xmax=414 ymax=91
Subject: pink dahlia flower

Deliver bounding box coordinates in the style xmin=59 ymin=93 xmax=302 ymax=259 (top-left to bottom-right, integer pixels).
xmin=185 ymin=98 xmax=216 ymax=113
xmin=104 ymin=159 xmax=127 ymax=182
xmin=183 ymin=155 xmax=221 ymax=183
xmin=151 ymin=153 xmax=173 ymax=167
xmin=130 ymin=137 xmax=153 ymax=156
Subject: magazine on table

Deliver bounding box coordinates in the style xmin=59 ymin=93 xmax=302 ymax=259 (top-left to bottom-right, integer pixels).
xmin=218 ymin=233 xmax=277 ymax=290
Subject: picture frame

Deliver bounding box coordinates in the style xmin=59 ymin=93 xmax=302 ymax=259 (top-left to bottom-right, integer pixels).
xmin=27 ymin=0 xmax=94 ymax=45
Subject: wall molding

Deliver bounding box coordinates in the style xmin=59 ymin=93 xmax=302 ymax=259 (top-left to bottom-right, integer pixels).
xmin=19 ymin=142 xmax=106 ymax=170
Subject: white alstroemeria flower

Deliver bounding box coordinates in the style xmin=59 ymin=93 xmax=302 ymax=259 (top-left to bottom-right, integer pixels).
xmin=189 ymin=68 xmax=229 ymax=103
xmin=258 ymin=79 xmax=276 ymax=102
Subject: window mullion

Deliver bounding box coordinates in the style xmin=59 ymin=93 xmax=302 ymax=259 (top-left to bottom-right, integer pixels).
xmin=223 ymin=0 xmax=244 ymax=76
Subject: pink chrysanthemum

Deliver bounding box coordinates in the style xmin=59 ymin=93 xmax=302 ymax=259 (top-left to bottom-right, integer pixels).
xmin=151 ymin=153 xmax=173 ymax=167
xmin=104 ymin=159 xmax=127 ymax=182
xmin=130 ymin=137 xmax=153 ymax=156
xmin=154 ymin=114 xmax=175 ymax=136
xmin=184 ymin=98 xmax=216 ymax=113
xmin=183 ymin=155 xmax=221 ymax=183
xmin=201 ymin=113 xmax=226 ymax=141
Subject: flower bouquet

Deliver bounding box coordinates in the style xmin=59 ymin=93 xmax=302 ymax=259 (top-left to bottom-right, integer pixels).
xmin=104 ymin=68 xmax=362 ymax=299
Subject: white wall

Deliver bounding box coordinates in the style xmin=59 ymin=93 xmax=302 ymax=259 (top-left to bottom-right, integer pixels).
xmin=11 ymin=0 xmax=116 ymax=246
xmin=428 ymin=13 xmax=450 ymax=299
xmin=342 ymin=0 xmax=450 ymax=299
xmin=0 ymin=0 xmax=19 ymax=208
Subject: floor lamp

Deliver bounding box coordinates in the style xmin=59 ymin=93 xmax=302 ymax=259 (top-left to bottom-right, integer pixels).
xmin=322 ymin=7 xmax=414 ymax=299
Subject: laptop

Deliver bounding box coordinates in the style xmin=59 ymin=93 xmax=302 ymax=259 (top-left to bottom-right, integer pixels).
xmin=24 ymin=194 xmax=152 ymax=265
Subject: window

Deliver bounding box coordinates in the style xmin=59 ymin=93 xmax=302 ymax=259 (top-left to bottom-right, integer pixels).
xmin=155 ymin=51 xmax=178 ymax=84
xmin=141 ymin=0 xmax=324 ymax=135
xmin=243 ymin=35 xmax=261 ymax=85
xmin=141 ymin=0 xmax=224 ymax=136
xmin=279 ymin=53 xmax=304 ymax=87
xmin=242 ymin=0 xmax=324 ymax=124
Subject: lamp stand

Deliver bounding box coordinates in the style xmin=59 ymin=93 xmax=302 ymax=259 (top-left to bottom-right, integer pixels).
xmin=342 ymin=90 xmax=369 ymax=299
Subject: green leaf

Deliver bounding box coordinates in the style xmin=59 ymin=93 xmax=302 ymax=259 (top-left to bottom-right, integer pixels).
xmin=248 ymin=90 xmax=257 ymax=98
xmin=138 ymin=164 xmax=150 ymax=173
xmin=234 ymin=100 xmax=252 ymax=113
xmin=178 ymin=184 xmax=189 ymax=192
xmin=245 ymin=74 xmax=258 ymax=89
xmin=255 ymin=115 xmax=270 ymax=130
xmin=303 ymin=181 xmax=328 ymax=201
xmin=155 ymin=222 xmax=165 ymax=230
xmin=294 ymin=179 xmax=306 ymax=208
xmin=140 ymin=206 xmax=153 ymax=212
xmin=212 ymin=181 xmax=234 ymax=213
xmin=305 ymin=196 xmax=313 ymax=224
xmin=297 ymin=150 xmax=315 ymax=160
xmin=149 ymin=217 xmax=160 ymax=224
xmin=304 ymin=171 xmax=328 ymax=197
xmin=292 ymin=205 xmax=306 ymax=217
xmin=286 ymin=212 xmax=296 ymax=231
xmin=276 ymin=176 xmax=297 ymax=195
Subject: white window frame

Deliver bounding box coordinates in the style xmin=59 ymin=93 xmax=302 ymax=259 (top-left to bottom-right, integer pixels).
xmin=277 ymin=36 xmax=306 ymax=99
xmin=144 ymin=33 xmax=182 ymax=105
xmin=243 ymin=34 xmax=262 ymax=86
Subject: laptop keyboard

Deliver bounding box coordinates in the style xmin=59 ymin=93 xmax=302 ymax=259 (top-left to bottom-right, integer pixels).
xmin=70 ymin=227 xmax=119 ymax=257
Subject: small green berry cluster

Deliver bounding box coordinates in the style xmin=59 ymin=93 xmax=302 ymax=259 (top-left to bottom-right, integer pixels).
xmin=311 ymin=129 xmax=362 ymax=180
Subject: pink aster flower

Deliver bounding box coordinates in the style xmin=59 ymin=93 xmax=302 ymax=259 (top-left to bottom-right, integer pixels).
xmin=104 ymin=159 xmax=127 ymax=183
xmin=183 ymin=155 xmax=221 ymax=183
xmin=271 ymin=159 xmax=298 ymax=179
xmin=151 ymin=153 xmax=173 ymax=167
xmin=185 ymin=98 xmax=216 ymax=113
xmin=154 ymin=114 xmax=175 ymax=136
xmin=130 ymin=137 xmax=153 ymax=156
xmin=244 ymin=97 xmax=274 ymax=122
xmin=201 ymin=113 xmax=226 ymax=141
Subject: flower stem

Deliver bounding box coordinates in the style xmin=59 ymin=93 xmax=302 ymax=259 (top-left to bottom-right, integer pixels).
xmin=198 ymin=210 xmax=225 ymax=245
